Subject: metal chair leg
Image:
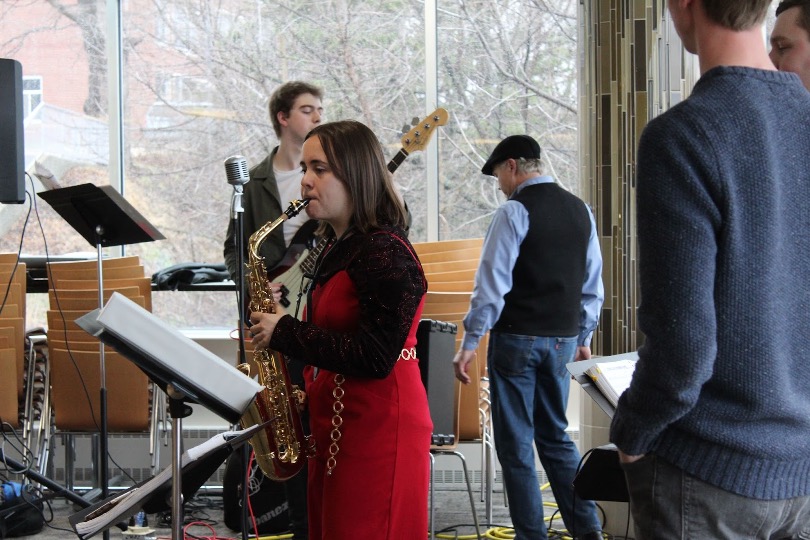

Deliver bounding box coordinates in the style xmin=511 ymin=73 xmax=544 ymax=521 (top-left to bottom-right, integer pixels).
xmin=453 ymin=450 xmax=482 ymax=538
xmin=429 ymin=450 xmax=482 ymax=539
xmin=484 ymin=433 xmax=495 ymax=524
xmin=36 ymin=354 xmax=53 ymax=477
xmin=64 ymin=433 xmax=75 ymax=491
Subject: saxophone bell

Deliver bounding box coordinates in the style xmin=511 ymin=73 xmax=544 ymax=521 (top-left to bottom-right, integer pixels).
xmin=238 ymin=202 xmax=316 ymax=481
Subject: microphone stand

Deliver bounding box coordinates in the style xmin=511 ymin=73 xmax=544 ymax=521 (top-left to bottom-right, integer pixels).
xmin=230 ymin=182 xmax=251 ymax=540
xmin=231 ymin=183 xmax=249 ymax=368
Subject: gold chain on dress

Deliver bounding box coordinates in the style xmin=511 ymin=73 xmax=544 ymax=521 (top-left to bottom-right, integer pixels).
xmin=324 ymin=349 xmax=414 ymax=476
xmin=326 ymin=374 xmax=345 ymax=476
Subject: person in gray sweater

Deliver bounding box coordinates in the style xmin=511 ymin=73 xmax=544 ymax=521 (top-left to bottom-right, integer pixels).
xmin=610 ymin=1 xmax=810 ymax=538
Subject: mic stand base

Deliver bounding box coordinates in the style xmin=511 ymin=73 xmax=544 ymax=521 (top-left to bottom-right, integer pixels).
xmin=0 ymin=448 xmax=128 ymax=531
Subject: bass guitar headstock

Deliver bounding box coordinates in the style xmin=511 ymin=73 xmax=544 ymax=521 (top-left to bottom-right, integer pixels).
xmin=399 ymin=108 xmax=449 ymax=155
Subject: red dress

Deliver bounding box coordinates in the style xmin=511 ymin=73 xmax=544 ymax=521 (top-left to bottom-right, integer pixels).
xmin=271 ymin=227 xmax=432 ymax=540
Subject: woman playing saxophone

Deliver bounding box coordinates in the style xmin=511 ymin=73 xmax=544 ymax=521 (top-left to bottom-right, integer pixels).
xmin=247 ymin=120 xmax=432 ymax=540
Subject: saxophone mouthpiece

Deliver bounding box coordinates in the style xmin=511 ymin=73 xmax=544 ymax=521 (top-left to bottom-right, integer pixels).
xmin=284 ymin=198 xmax=311 ymax=220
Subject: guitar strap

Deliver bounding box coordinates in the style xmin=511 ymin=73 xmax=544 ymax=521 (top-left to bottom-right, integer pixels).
xmin=306 ymin=233 xmax=343 ymax=380
xmin=290 ymin=219 xmax=319 ymax=250
xmin=304 ymin=227 xmax=350 ymax=323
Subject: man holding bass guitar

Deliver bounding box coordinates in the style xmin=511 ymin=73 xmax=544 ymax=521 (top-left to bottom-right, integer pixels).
xmin=224 ymin=81 xmax=325 ymax=312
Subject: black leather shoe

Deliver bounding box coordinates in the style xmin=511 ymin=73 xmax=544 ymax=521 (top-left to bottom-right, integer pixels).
xmin=577 ymin=532 xmax=603 ymax=540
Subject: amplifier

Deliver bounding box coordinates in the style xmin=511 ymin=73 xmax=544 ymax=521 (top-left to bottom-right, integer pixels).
xmin=415 ymin=319 xmax=458 ymax=446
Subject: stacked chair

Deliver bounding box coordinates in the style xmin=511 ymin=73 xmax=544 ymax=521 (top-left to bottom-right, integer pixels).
xmin=414 ymin=238 xmax=488 ymax=444
xmin=43 ymin=255 xmax=161 ymax=490
xmin=0 ymin=253 xmax=27 ymax=429
xmin=412 ymin=238 xmax=497 ymax=536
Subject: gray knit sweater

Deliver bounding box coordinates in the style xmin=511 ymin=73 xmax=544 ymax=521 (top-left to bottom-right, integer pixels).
xmin=610 ymin=66 xmax=810 ymax=500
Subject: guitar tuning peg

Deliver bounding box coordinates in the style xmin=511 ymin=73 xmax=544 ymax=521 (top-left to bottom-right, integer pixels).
xmin=411 ymin=117 xmax=420 ymax=126
xmin=402 ymin=124 xmax=410 ymax=134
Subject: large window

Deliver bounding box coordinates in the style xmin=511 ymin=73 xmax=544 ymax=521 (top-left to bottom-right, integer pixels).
xmin=0 ymin=0 xmax=580 ymax=328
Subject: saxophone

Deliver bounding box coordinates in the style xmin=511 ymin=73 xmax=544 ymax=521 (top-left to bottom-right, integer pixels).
xmin=238 ymin=198 xmax=315 ymax=481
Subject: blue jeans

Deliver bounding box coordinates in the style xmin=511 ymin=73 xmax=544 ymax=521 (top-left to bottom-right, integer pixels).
xmin=488 ymin=332 xmax=601 ymax=540
xmin=622 ymin=454 xmax=810 ymax=540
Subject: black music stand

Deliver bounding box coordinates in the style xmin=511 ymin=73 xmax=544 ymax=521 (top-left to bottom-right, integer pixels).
xmin=566 ymin=352 xmax=638 ymax=503
xmin=38 ymin=183 xmax=164 ymax=539
xmin=75 ymin=296 xmax=260 ymax=540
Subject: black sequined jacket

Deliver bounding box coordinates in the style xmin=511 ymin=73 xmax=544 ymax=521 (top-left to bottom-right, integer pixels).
xmin=269 ymin=225 xmax=426 ymax=379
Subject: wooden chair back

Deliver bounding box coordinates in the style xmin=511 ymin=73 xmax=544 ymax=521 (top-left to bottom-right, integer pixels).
xmin=421 ymin=258 xmax=480 ymax=275
xmin=46 ymin=256 xmax=153 ymax=433
xmin=49 ymin=347 xmax=150 ymax=431
xmin=417 ymin=246 xmax=482 ymax=264
xmin=413 ymin=238 xmax=484 ymax=256
xmin=0 ymin=261 xmax=27 ymax=410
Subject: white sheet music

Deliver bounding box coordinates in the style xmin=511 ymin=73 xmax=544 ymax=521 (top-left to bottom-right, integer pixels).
xmin=585 ymin=359 xmax=638 ymax=408
xmin=95 ymin=292 xmax=261 ymax=416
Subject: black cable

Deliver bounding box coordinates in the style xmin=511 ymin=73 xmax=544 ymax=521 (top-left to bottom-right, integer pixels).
xmin=570 ymin=445 xmax=610 ymax=537
xmin=0 ymin=452 xmax=75 ymax=536
xmin=623 ymin=503 xmax=631 ymax=540
xmin=0 ymin=421 xmax=35 ymax=475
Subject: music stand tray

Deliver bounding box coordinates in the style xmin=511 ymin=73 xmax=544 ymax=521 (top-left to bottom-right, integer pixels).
xmin=68 ymin=424 xmax=263 ymax=539
xmin=566 ymin=351 xmax=639 ymax=419
xmin=38 ymin=183 xmax=165 ymax=247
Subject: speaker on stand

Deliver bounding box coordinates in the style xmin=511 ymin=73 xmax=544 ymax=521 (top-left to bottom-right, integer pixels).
xmin=0 ymin=58 xmax=25 ymax=205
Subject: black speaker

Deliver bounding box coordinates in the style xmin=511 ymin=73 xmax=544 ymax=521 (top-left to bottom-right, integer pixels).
xmin=415 ymin=319 xmax=458 ymax=446
xmin=222 ymin=451 xmax=290 ymax=535
xmin=0 ymin=58 xmax=25 ymax=204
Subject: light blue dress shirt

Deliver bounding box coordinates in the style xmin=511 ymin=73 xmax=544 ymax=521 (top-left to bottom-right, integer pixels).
xmin=460 ymin=175 xmax=604 ymax=351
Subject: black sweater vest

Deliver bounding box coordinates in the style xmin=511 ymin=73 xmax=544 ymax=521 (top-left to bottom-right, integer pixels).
xmin=492 ymin=183 xmax=590 ymax=337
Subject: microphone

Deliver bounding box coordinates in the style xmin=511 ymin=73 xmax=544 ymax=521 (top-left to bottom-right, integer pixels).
xmin=227 ymin=155 xmax=249 ymax=220
xmin=224 ymin=155 xmax=250 ymax=187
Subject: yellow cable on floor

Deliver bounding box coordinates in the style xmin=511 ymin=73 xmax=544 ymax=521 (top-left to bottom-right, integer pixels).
xmin=483 ymin=527 xmax=515 ymax=538
xmin=433 ymin=482 xmax=569 ymax=540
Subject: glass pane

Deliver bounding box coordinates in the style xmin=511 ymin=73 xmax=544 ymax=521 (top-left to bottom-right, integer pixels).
xmin=0 ymin=0 xmax=584 ymax=329
xmin=0 ymin=1 xmax=112 ymax=328
xmin=436 ymin=0 xmax=580 ymax=239
xmin=121 ymin=0 xmax=429 ymax=327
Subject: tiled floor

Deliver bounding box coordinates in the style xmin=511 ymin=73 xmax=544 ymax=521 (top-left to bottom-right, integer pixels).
xmin=29 ymin=486 xmax=517 ymax=539
xmin=6 ymin=447 xmax=624 ymax=539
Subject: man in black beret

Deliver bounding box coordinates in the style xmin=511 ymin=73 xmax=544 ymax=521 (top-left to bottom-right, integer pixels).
xmin=455 ymin=135 xmax=605 ymax=540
